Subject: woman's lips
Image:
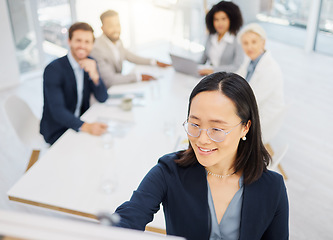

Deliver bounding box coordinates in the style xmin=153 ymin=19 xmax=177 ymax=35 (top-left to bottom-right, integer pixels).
xmin=197 ymin=146 xmax=217 ymax=155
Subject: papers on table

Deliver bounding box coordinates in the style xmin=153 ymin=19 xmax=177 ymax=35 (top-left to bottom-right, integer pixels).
xmin=106 ymin=82 xmax=151 ymax=107
xmin=97 ymin=117 xmax=134 ymax=138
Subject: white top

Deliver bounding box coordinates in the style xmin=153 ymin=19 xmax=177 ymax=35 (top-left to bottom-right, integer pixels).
xmin=209 ymin=32 xmax=235 ymax=67
xmin=236 ymin=51 xmax=285 ymax=143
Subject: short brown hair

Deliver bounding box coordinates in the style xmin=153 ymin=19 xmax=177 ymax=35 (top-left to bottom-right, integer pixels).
xmin=100 ymin=10 xmax=118 ymax=24
xmin=68 ymin=22 xmax=94 ymax=40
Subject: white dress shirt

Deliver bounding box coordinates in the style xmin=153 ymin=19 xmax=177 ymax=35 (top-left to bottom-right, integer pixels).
xmin=67 ymin=51 xmax=84 ymax=117
xmin=208 ymin=32 xmax=235 ymax=67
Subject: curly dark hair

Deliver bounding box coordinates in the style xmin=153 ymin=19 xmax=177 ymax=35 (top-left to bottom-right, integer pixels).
xmin=205 ymin=1 xmax=243 ymax=35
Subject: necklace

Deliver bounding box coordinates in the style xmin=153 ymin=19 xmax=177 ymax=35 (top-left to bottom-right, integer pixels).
xmin=206 ymin=169 xmax=237 ymax=179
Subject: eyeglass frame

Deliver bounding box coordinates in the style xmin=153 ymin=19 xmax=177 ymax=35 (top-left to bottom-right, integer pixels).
xmin=183 ymin=120 xmax=243 ymax=142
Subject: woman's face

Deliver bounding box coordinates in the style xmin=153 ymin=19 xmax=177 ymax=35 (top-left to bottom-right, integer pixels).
xmin=187 ymin=91 xmax=249 ymax=169
xmin=241 ymin=31 xmax=265 ymax=60
xmin=213 ymin=11 xmax=230 ymax=35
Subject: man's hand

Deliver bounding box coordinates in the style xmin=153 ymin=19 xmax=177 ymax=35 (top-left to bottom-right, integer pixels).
xmin=198 ymin=68 xmax=214 ymax=76
xmin=79 ymin=59 xmax=100 ymax=85
xmin=81 ymin=122 xmax=108 ymax=135
xmin=156 ymin=61 xmax=171 ymax=68
xmin=141 ymin=74 xmax=156 ymax=81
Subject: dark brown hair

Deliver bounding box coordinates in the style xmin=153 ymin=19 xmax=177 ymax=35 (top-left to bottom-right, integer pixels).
xmin=205 ymin=1 xmax=243 ymax=35
xmin=100 ymin=10 xmax=119 ymax=24
xmin=68 ymin=22 xmax=94 ymax=40
xmin=176 ymin=72 xmax=271 ymax=184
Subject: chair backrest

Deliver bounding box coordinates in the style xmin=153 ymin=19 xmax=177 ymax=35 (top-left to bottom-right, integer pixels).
xmin=269 ymin=144 xmax=289 ymax=170
xmin=263 ymin=104 xmax=289 ymax=144
xmin=4 ymin=95 xmax=44 ymax=149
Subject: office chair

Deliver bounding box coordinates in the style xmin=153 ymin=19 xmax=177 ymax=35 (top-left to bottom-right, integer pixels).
xmin=266 ymin=143 xmax=289 ymax=180
xmin=264 ymin=104 xmax=289 ymax=180
xmin=4 ymin=95 xmax=47 ymax=171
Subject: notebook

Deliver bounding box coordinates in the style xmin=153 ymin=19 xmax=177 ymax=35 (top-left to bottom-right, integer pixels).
xmin=170 ymin=53 xmax=200 ymax=77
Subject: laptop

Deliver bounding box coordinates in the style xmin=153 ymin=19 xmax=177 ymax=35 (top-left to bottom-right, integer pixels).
xmin=170 ymin=53 xmax=200 ymax=77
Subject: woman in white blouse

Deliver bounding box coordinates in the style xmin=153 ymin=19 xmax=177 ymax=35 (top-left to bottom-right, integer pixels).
xmin=199 ymin=1 xmax=244 ymax=76
xmin=236 ymin=23 xmax=285 ymax=143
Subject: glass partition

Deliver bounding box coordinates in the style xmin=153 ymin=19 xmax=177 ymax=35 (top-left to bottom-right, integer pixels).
xmin=315 ymin=0 xmax=333 ymax=55
xmin=37 ymin=0 xmax=71 ymax=63
xmin=7 ymin=0 xmax=40 ymax=74
xmin=256 ymin=0 xmax=312 ymax=48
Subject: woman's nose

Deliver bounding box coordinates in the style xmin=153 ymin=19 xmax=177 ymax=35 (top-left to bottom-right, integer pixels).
xmin=197 ymin=129 xmax=212 ymax=144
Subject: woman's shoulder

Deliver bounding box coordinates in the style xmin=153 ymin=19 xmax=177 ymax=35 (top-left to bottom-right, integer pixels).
xmin=158 ymin=151 xmax=182 ymax=166
xmin=157 ymin=151 xmax=201 ymax=173
xmin=257 ymin=51 xmax=282 ymax=76
xmin=261 ymin=51 xmax=280 ymax=66
xmin=245 ymin=170 xmax=286 ymax=202
xmin=255 ymin=170 xmax=285 ymax=190
xmin=262 ymin=169 xmax=284 ymax=181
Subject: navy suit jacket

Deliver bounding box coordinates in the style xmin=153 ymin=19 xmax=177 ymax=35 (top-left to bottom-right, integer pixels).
xmin=40 ymin=55 xmax=108 ymax=144
xmin=115 ymin=152 xmax=289 ymax=240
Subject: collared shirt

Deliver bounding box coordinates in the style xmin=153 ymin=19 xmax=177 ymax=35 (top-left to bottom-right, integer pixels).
xmin=67 ymin=51 xmax=84 ymax=117
xmin=246 ymin=51 xmax=265 ymax=82
xmin=207 ymin=175 xmax=244 ymax=240
xmin=209 ymin=32 xmax=235 ymax=67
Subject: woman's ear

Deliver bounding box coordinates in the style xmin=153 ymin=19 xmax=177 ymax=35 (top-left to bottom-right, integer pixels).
xmin=243 ymin=120 xmax=251 ymax=136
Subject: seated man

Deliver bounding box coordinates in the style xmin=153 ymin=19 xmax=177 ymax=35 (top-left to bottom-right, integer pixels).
xmin=40 ymin=22 xmax=109 ymax=145
xmin=91 ymin=10 xmax=170 ymax=89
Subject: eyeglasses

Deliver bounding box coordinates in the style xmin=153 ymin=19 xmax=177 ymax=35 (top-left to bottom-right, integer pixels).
xmin=183 ymin=120 xmax=242 ymax=142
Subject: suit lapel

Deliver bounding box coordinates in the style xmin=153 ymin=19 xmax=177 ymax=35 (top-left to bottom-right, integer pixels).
xmin=239 ymin=181 xmax=268 ymax=240
xmin=220 ymin=41 xmax=233 ymax=64
xmin=248 ymin=52 xmax=267 ymax=86
xmin=101 ymin=36 xmax=122 ymax=72
xmin=81 ymin=71 xmax=90 ymax=114
xmin=64 ymin=56 xmax=78 ymax=104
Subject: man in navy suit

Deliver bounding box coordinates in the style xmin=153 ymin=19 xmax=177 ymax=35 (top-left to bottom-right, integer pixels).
xmin=40 ymin=22 xmax=109 ymax=145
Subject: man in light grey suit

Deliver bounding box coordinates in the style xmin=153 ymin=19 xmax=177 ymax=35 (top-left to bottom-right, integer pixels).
xmin=91 ymin=10 xmax=170 ymax=89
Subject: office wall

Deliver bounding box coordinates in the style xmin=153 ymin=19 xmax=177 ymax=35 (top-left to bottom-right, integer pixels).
xmin=233 ymin=0 xmax=260 ymax=24
xmin=0 ymin=1 xmax=20 ymax=90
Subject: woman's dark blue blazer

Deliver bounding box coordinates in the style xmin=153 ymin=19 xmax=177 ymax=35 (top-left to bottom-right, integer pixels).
xmin=115 ymin=152 xmax=289 ymax=240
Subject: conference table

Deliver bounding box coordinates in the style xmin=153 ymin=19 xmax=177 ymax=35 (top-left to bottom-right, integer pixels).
xmin=7 ymin=65 xmax=201 ymax=232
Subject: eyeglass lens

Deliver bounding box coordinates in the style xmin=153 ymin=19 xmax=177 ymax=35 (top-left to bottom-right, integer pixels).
xmin=184 ymin=122 xmax=226 ymax=142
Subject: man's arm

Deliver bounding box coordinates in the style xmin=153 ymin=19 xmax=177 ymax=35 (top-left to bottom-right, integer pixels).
xmin=80 ymin=58 xmax=108 ymax=102
xmin=91 ymin=48 xmax=137 ymax=88
xmin=123 ymin=48 xmax=152 ymax=65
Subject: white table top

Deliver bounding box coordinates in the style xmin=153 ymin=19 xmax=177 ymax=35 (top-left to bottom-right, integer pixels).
xmin=0 ymin=209 xmax=184 ymax=240
xmin=7 ymin=66 xmax=201 ymax=230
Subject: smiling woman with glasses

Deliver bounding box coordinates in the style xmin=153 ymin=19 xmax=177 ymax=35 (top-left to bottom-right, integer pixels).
xmin=113 ymin=72 xmax=289 ymax=240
